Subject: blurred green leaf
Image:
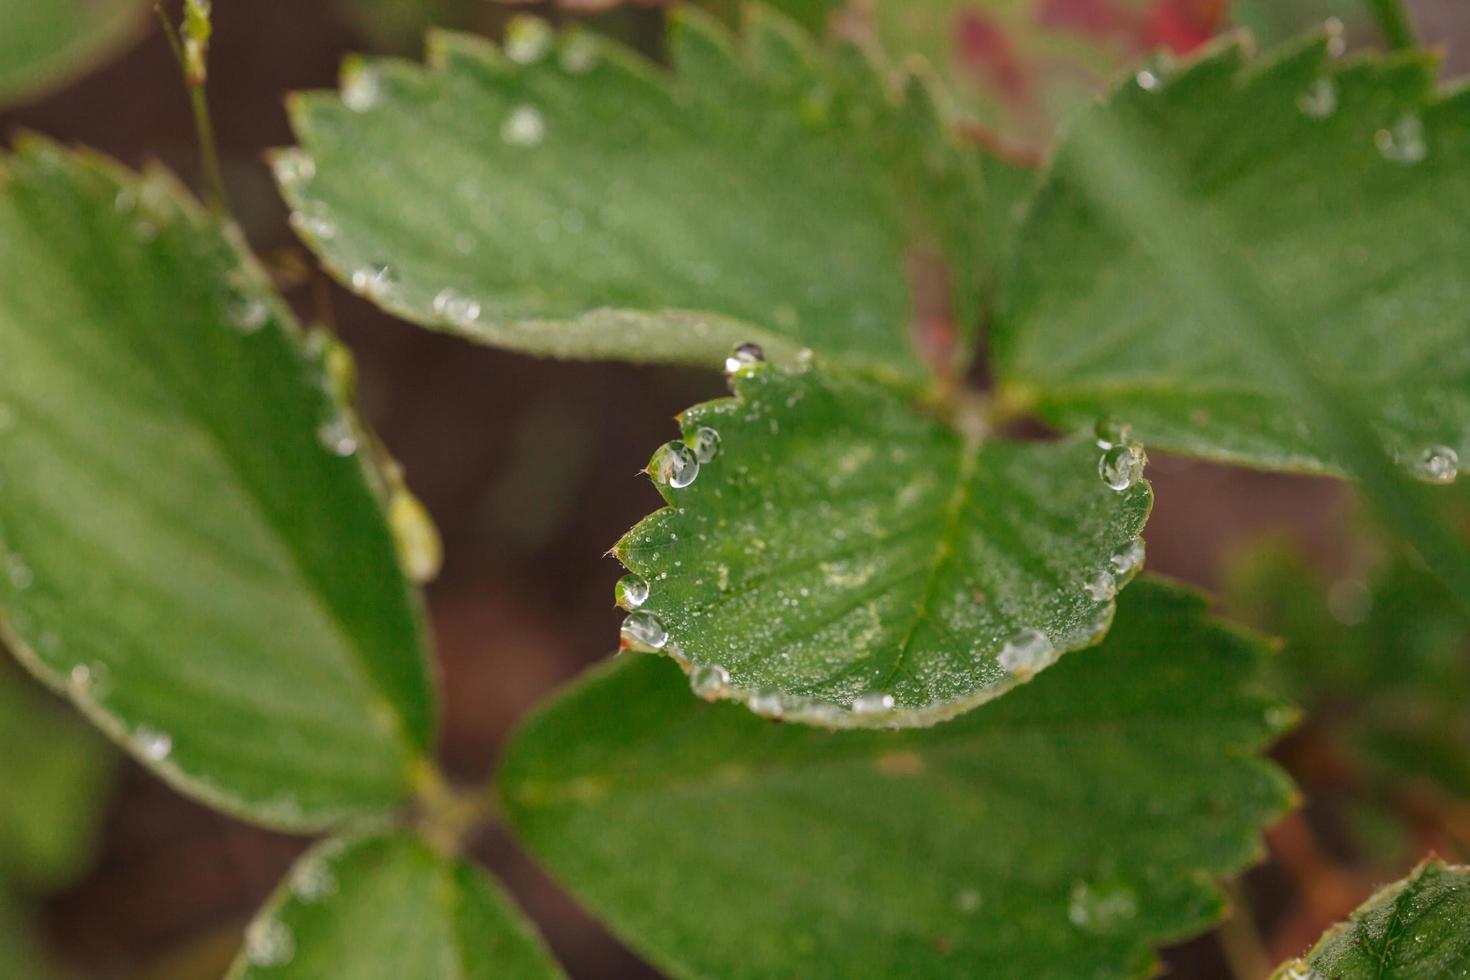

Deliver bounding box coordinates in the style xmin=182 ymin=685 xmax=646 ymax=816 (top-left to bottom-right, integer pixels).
xmin=1227 ymin=534 xmax=1470 ymax=819
xmin=1273 ymin=859 xmax=1470 ymax=978
xmin=228 ymin=832 xmax=564 ymax=979
xmin=0 ymin=666 xmax=113 ymax=891
xmin=613 ymin=360 xmax=1150 ymax=725
xmin=993 ymin=35 xmax=1470 ymax=482
xmin=0 ymin=0 xmax=147 ymax=109
xmin=500 ymin=579 xmax=1294 ymax=979
xmin=0 ymin=140 xmax=435 ymax=830
xmin=280 ymin=7 xmax=985 ymax=383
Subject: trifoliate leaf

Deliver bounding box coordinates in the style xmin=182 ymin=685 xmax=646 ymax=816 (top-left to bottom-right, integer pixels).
xmin=279 ymin=6 xmax=984 ymax=384
xmin=993 ymin=35 xmax=1470 ymax=480
xmin=613 ymin=360 xmax=1150 ymax=726
xmin=0 ymin=139 xmax=435 ymax=830
xmin=0 ymin=666 xmax=113 ymax=891
xmin=0 ymin=0 xmax=147 ymax=108
xmin=1273 ymin=860 xmax=1470 ymax=979
xmin=501 ymin=579 xmax=1295 ymax=980
xmin=229 ymin=832 xmax=565 ymax=979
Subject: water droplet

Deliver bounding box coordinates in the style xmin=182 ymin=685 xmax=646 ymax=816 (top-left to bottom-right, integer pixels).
xmin=997 ymin=629 xmax=1054 ymax=675
xmin=350 ymin=265 xmax=396 ymax=300
xmin=690 ymin=663 xmax=730 ymax=700
xmin=136 ymin=726 xmax=172 ymax=762
xmin=289 ymin=207 xmax=335 ymax=241
xmin=1082 ymin=570 xmax=1117 ymax=602
xmin=389 ymin=491 xmax=442 ymax=584
xmin=956 ymin=888 xmax=982 ymax=913
xmin=501 ymin=104 xmax=546 ymax=147
xmin=1094 ymin=417 xmax=1133 ymax=449
xmin=724 ymin=342 xmax=765 ymax=377
xmin=616 ymin=573 xmax=649 ymax=610
xmin=342 ymin=64 xmax=383 ymax=112
xmin=68 ymin=659 xmax=106 ymax=697
xmin=5 ymin=554 xmax=33 ymax=589
xmin=432 ymin=288 xmax=482 ymax=328
xmin=621 ymin=611 xmax=668 ymax=650
xmin=1297 ymin=77 xmax=1337 ymax=119
xmin=559 ymin=33 xmax=599 ymax=74
xmin=690 ymin=427 xmax=721 ymax=464
xmin=1375 ymin=114 xmax=1427 ymax=164
xmin=1135 ymin=69 xmax=1162 ymax=93
xmin=225 ymin=293 xmax=270 ymax=334
xmin=1099 ymin=443 xmax=1146 ymax=492
xmin=1109 ymin=539 xmax=1146 ymax=578
xmin=851 ymin=691 xmax=895 ymax=715
xmin=274 ymin=149 xmax=315 ymax=186
xmin=1067 ymin=880 xmax=1138 ymax=933
xmin=245 ymin=919 xmax=295 ymax=967
xmin=651 ymin=441 xmax=700 ymax=489
xmin=505 ymin=15 xmax=553 ymax=64
xmin=1415 ymin=445 xmax=1458 ymax=484
xmin=748 ymin=690 xmax=785 ymax=717
xmin=317 ymin=415 xmax=359 ymax=457
xmin=292 ymin=858 xmax=338 ymax=902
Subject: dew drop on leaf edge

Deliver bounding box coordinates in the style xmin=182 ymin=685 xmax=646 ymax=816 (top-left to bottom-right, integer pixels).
xmin=245 ymin=919 xmax=295 ymax=967
xmin=724 ymin=341 xmax=765 ymax=377
xmin=651 ymin=441 xmax=700 ymax=489
xmin=616 ymin=573 xmax=649 ymax=610
xmin=851 ymin=691 xmax=896 ymax=715
xmin=621 ymin=611 xmax=667 ymax=651
xmin=997 ymin=629 xmax=1054 ymax=675
xmin=689 ymin=663 xmax=730 ymax=700
xmin=135 ymin=726 xmax=172 ymax=762
xmin=504 ymin=15 xmax=554 ymax=65
xmin=1099 ymin=443 xmax=1146 ymax=492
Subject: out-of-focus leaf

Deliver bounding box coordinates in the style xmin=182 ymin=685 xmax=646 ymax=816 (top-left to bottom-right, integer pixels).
xmin=1227 ymin=535 xmax=1470 ymax=817
xmin=0 ymin=666 xmax=113 ymax=891
xmin=228 ymin=832 xmax=565 ymax=979
xmin=993 ymin=35 xmax=1470 ymax=481
xmin=0 ymin=139 xmax=436 ymax=830
xmin=1273 ymin=859 xmax=1470 ymax=978
xmin=280 ymin=7 xmax=985 ymax=383
xmin=0 ymin=0 xmax=148 ymax=109
xmin=614 ymin=360 xmax=1150 ymax=726
xmin=501 ymin=579 xmax=1295 ymax=979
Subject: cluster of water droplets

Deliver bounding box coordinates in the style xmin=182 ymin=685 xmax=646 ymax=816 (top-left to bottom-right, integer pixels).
xmin=620 ymin=610 xmax=668 ymax=651
xmin=1067 ymin=879 xmax=1139 ymax=934
xmin=724 ymin=341 xmax=766 ymax=384
xmin=1082 ymin=538 xmax=1146 ymax=604
xmin=433 ymin=288 xmax=482 ymax=329
xmin=689 ymin=662 xmax=731 ymax=701
xmin=342 ymin=64 xmax=384 ymax=113
xmin=1095 ymin=417 xmax=1147 ymax=492
xmin=291 ymin=854 xmax=340 ymax=903
xmin=1376 ymin=114 xmax=1427 ymax=165
xmin=1296 ymin=77 xmax=1338 ymax=120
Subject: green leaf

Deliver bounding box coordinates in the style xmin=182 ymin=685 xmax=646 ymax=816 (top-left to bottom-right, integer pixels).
xmin=0 ymin=139 xmax=435 ymax=830
xmin=1273 ymin=859 xmax=1470 ymax=979
xmin=992 ymin=35 xmax=1470 ymax=480
xmin=500 ymin=578 xmax=1295 ymax=979
xmin=0 ymin=666 xmax=113 ymax=890
xmin=279 ymin=7 xmax=985 ymax=384
xmin=0 ymin=0 xmax=147 ymax=108
xmin=228 ymin=832 xmax=565 ymax=979
xmin=613 ymin=360 xmax=1150 ymax=726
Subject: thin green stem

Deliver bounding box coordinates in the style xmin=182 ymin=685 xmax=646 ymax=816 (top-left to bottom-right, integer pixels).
xmin=1368 ymin=0 xmax=1418 ymax=51
xmin=153 ymin=1 xmax=230 ymax=216
xmin=1218 ymin=879 xmax=1272 ymax=980
xmin=412 ymin=760 xmax=499 ymax=856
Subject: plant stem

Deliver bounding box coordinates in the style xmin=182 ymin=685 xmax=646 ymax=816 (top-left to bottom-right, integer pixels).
xmin=153 ymin=1 xmax=230 ymax=216
xmin=413 ymin=760 xmax=499 ymax=856
xmin=1368 ymin=0 xmax=1418 ymax=51
xmin=1217 ymin=879 xmax=1272 ymax=980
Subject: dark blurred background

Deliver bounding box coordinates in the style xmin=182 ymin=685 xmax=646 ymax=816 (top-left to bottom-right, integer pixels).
xmin=2 ymin=1 xmax=1468 ymax=977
